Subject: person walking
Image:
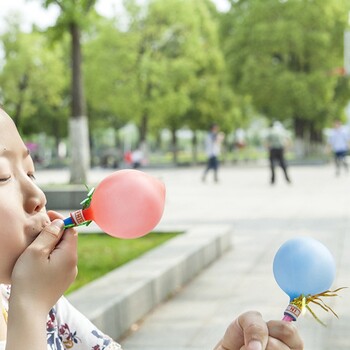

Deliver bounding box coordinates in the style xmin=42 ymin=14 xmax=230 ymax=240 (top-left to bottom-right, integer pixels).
xmin=266 ymin=121 xmax=291 ymax=185
xmin=202 ymin=124 xmax=224 ymax=183
xmin=327 ymin=119 xmax=350 ymax=176
xmin=131 ymin=147 xmax=144 ymax=169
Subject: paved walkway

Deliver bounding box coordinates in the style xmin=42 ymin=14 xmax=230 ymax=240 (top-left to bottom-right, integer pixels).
xmin=37 ymin=164 xmax=350 ymax=350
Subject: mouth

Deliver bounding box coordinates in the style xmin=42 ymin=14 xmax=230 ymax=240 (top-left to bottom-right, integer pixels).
xmin=27 ymin=212 xmax=51 ymax=238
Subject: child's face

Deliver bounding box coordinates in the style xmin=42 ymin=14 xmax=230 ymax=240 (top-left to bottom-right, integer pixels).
xmin=0 ymin=109 xmax=49 ymax=283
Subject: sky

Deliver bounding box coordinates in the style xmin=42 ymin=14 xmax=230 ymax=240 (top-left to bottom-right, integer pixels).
xmin=0 ymin=0 xmax=231 ymax=34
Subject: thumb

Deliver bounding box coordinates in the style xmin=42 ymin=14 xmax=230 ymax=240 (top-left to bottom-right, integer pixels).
xmin=31 ymin=219 xmax=65 ymax=256
xmin=238 ymin=312 xmax=268 ymax=350
xmin=220 ymin=312 xmax=268 ymax=350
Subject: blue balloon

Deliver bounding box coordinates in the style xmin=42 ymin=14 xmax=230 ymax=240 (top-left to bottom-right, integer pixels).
xmin=273 ymin=237 xmax=336 ymax=301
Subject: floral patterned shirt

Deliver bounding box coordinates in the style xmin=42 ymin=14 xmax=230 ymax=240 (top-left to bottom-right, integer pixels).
xmin=0 ymin=284 xmax=122 ymax=350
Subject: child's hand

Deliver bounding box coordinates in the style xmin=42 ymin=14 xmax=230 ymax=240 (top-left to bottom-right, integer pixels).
xmin=10 ymin=211 xmax=78 ymax=314
xmin=6 ymin=211 xmax=77 ymax=349
xmin=214 ymin=311 xmax=303 ymax=350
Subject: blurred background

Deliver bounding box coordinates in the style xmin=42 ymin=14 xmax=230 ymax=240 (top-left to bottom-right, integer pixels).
xmin=2 ymin=5 xmax=350 ymax=347
xmin=1 ymin=0 xmax=350 ymax=183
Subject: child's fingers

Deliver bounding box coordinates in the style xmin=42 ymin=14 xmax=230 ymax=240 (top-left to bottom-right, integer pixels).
xmin=46 ymin=211 xmax=78 ymax=268
xmin=47 ymin=210 xmax=64 ymax=221
xmin=30 ymin=219 xmax=65 ymax=256
xmin=51 ymin=227 xmax=78 ymax=279
xmin=54 ymin=227 xmax=78 ymax=259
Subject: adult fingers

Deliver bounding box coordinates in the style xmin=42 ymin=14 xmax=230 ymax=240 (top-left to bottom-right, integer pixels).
xmin=267 ymin=321 xmax=304 ymax=350
xmin=220 ymin=311 xmax=269 ymax=350
xmin=238 ymin=311 xmax=269 ymax=350
xmin=265 ymin=337 xmax=290 ymax=350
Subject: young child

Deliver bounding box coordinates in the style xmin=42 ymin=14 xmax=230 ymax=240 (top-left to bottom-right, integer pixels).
xmin=0 ymin=107 xmax=303 ymax=350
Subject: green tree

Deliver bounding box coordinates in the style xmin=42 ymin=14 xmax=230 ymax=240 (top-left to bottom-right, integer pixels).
xmin=221 ymin=0 xmax=350 ymax=153
xmin=125 ymin=0 xmax=233 ymax=163
xmin=0 ymin=22 xmax=68 ymax=143
xmin=84 ymin=17 xmax=141 ymax=131
xmin=38 ymin=0 xmax=97 ymax=183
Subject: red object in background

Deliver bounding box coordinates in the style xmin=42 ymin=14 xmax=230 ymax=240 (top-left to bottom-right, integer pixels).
xmin=124 ymin=151 xmax=132 ymax=164
xmin=330 ymin=67 xmax=346 ymax=76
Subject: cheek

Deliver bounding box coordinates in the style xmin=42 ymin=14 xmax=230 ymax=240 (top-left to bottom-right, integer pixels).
xmin=0 ymin=189 xmax=23 ymax=223
xmin=0 ymin=192 xmax=29 ymax=282
xmin=0 ymin=207 xmax=28 ymax=277
xmin=0 ymin=231 xmax=27 ymax=283
xmin=0 ymin=203 xmax=24 ymax=239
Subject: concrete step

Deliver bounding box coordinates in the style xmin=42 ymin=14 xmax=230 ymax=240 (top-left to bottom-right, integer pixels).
xmin=67 ymin=225 xmax=232 ymax=340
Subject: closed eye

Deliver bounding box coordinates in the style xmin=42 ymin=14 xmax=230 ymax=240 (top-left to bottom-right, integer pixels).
xmin=0 ymin=175 xmax=11 ymax=182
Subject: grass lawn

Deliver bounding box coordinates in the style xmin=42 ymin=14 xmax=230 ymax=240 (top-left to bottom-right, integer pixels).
xmin=66 ymin=232 xmax=179 ymax=294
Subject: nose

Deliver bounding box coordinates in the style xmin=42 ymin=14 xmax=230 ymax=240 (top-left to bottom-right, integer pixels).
xmin=22 ymin=178 xmax=47 ymax=213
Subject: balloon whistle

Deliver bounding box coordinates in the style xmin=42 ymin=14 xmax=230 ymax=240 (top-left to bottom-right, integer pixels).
xmin=63 ymin=169 xmax=166 ymax=239
xmin=273 ymin=237 xmax=347 ymax=325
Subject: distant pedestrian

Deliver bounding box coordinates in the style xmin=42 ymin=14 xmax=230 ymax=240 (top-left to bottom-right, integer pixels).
xmin=202 ymin=124 xmax=224 ymax=183
xmin=327 ymin=119 xmax=350 ymax=176
xmin=265 ymin=121 xmax=291 ymax=185
xmin=131 ymin=147 xmax=144 ymax=169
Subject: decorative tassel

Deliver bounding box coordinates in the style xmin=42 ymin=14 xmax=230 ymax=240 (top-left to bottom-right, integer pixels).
xmin=284 ymin=287 xmax=347 ymax=326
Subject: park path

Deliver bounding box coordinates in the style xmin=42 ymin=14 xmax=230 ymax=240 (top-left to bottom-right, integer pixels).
xmin=37 ymin=163 xmax=350 ymax=350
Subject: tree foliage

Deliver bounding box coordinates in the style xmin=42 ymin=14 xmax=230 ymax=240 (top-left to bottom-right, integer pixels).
xmin=0 ymin=20 xmax=68 ymax=138
xmin=123 ymin=0 xmax=235 ymax=161
xmin=221 ymin=0 xmax=350 ymax=140
xmin=83 ymin=16 xmax=141 ymax=130
xmin=1 ymin=0 xmax=350 ymax=166
xmin=38 ymin=0 xmax=97 ymax=183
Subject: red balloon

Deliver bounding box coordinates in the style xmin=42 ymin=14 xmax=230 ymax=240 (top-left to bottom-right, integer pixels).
xmin=68 ymin=170 xmax=166 ymax=239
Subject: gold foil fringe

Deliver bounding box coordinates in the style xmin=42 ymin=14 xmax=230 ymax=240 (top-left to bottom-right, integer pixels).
xmin=290 ymin=287 xmax=347 ymax=326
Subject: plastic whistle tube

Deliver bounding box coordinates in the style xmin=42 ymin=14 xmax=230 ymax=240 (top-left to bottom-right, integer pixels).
xmin=282 ymin=303 xmax=301 ymax=322
xmin=282 ymin=314 xmax=295 ymax=322
xmin=63 ymin=216 xmax=74 ymax=227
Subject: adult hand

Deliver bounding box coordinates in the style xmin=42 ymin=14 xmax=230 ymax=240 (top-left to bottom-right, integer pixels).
xmin=214 ymin=311 xmax=303 ymax=350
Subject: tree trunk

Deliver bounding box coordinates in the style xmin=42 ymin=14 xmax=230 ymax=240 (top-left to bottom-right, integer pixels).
xmin=293 ymin=117 xmax=307 ymax=158
xmin=139 ymin=113 xmax=148 ymax=144
xmin=309 ymin=121 xmax=322 ymax=143
xmin=171 ymin=128 xmax=178 ymax=165
xmin=293 ymin=117 xmax=306 ymax=139
xmin=13 ymin=74 xmax=28 ymax=129
xmin=69 ymin=117 xmax=90 ymax=180
xmin=69 ymin=22 xmax=90 ymax=184
xmin=191 ymin=130 xmax=198 ymax=165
